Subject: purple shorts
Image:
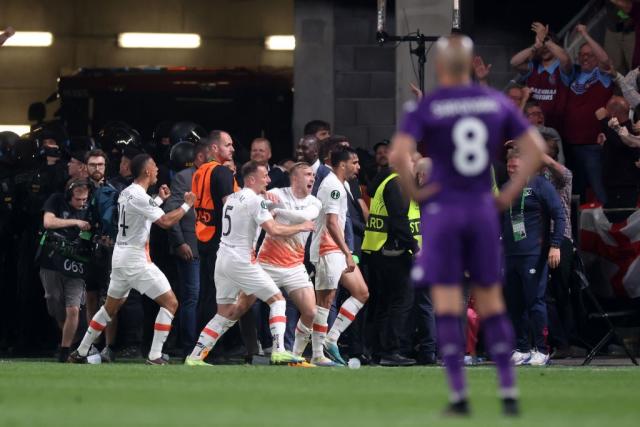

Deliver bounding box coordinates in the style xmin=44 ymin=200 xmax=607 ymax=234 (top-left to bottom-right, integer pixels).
xmin=412 ymin=193 xmax=502 ymax=287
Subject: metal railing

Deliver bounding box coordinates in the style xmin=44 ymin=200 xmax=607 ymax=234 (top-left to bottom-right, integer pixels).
xmin=562 ymin=0 xmax=607 ymax=58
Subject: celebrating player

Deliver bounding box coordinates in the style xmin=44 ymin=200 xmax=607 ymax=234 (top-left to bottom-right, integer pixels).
xmin=185 ymin=161 xmax=315 ymax=366
xmin=390 ymin=35 xmax=545 ymax=415
xmin=257 ymin=162 xmax=338 ymax=366
xmin=311 ymin=146 xmax=369 ymax=366
xmin=69 ymin=154 xmax=196 ymax=365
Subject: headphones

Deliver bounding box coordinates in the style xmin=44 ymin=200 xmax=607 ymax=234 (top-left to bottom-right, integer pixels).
xmin=65 ymin=178 xmax=91 ymax=203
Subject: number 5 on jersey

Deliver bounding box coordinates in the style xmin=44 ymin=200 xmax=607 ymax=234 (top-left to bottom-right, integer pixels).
xmin=452 ymin=117 xmax=489 ymax=177
xmin=222 ymin=206 xmax=233 ymax=236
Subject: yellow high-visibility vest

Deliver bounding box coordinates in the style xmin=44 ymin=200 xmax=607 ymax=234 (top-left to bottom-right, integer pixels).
xmin=362 ymin=173 xmax=421 ymax=253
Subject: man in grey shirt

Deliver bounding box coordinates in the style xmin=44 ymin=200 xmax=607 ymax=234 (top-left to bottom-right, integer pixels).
xmin=165 ymin=140 xmax=211 ymax=357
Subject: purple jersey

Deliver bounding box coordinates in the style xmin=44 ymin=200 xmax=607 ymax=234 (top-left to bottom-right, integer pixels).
xmin=401 ymin=84 xmax=530 ymax=202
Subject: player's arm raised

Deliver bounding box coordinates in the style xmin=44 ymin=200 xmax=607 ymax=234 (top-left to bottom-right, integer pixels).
xmin=496 ymin=128 xmax=545 ymax=210
xmin=261 ymin=218 xmax=314 ymax=238
xmin=154 ymin=191 xmax=196 ymax=230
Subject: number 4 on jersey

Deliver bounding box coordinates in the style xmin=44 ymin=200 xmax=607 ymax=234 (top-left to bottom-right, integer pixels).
xmin=452 ymin=117 xmax=489 ymax=177
xmin=119 ymin=204 xmax=128 ymax=237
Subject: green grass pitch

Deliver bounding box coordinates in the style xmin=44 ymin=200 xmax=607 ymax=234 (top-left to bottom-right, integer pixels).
xmin=1 ymin=362 xmax=639 ymax=427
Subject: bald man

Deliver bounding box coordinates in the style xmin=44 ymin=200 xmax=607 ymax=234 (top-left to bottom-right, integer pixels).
xmin=390 ymin=34 xmax=545 ymax=416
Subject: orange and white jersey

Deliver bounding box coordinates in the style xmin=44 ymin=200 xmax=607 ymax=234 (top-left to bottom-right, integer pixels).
xmin=258 ymin=187 xmax=321 ymax=268
xmin=310 ymin=171 xmax=347 ymax=263
xmin=219 ymin=188 xmax=273 ymax=261
xmin=112 ymin=183 xmax=165 ymax=267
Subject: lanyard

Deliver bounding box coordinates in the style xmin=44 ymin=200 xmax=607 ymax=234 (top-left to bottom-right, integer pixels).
xmin=509 ymin=190 xmax=526 ymax=218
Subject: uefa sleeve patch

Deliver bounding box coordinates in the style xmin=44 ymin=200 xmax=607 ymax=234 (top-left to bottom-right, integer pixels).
xmin=330 ymin=190 xmax=340 ymax=200
xmin=149 ymin=199 xmax=158 ymax=207
xmin=260 ymin=200 xmax=268 ymax=209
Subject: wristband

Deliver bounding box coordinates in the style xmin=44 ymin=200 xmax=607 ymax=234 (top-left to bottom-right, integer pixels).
xmin=154 ymin=196 xmax=163 ymax=206
xmin=180 ymin=203 xmax=191 ymax=213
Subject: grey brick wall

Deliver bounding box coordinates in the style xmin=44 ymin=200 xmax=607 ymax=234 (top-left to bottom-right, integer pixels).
xmin=332 ymin=2 xmax=396 ymax=151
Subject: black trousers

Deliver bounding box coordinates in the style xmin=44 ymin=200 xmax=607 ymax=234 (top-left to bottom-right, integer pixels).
xmin=412 ymin=288 xmax=437 ymax=357
xmin=368 ymin=252 xmax=414 ymax=357
xmin=546 ymin=237 xmax=575 ymax=349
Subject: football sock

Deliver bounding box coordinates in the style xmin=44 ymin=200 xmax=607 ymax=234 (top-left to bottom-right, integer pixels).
xmin=326 ymin=297 xmax=363 ymax=343
xmin=436 ymin=314 xmax=467 ymax=403
xmin=269 ymin=300 xmax=287 ymax=352
xmin=483 ymin=313 xmax=518 ymax=399
xmin=77 ymin=306 xmax=111 ymax=357
xmin=293 ymin=319 xmax=312 ymax=356
xmin=190 ymin=314 xmax=236 ymax=360
xmin=148 ymin=307 xmax=173 ymax=360
xmin=312 ymin=306 xmax=329 ymax=359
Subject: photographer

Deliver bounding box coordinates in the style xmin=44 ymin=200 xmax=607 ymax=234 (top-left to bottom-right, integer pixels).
xmin=38 ymin=178 xmax=93 ymax=362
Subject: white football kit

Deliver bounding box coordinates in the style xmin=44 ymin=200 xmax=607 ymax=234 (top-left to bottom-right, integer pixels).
xmin=310 ymin=172 xmax=348 ymax=290
xmin=258 ymin=187 xmax=321 ymax=294
xmin=215 ymin=188 xmax=281 ymax=304
xmin=108 ymin=183 xmax=171 ymax=299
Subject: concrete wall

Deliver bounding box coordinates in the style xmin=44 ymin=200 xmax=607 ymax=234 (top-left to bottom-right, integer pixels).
xmin=0 ymin=0 xmax=293 ymax=126
xmin=292 ymin=0 xmax=334 ymax=148
xmin=293 ymin=0 xmax=453 ymax=151
xmin=395 ymin=0 xmax=452 ymax=122
xmin=293 ymin=0 xmax=396 ymax=150
xmin=333 ymin=1 xmax=396 ymax=150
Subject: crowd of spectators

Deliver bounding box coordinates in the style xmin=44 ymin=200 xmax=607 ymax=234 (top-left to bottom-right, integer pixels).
xmin=1 ymin=3 xmax=639 ymax=365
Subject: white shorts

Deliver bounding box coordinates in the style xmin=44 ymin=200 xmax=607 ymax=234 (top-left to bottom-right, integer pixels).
xmin=107 ymin=263 xmax=171 ymax=300
xmin=215 ymin=250 xmax=281 ymax=304
xmin=259 ymin=263 xmax=313 ymax=294
xmin=313 ymin=252 xmax=347 ymax=291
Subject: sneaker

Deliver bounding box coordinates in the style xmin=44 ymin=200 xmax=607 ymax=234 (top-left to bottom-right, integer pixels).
xmin=323 ymin=341 xmax=347 ymax=366
xmin=270 ymin=350 xmax=305 ymax=365
xmin=310 ymin=356 xmax=341 ymax=367
xmin=442 ymin=399 xmax=470 ymax=416
xmin=528 ymin=350 xmax=549 ymax=366
xmin=288 ymin=360 xmax=316 ymax=368
xmin=380 ymin=353 xmax=416 ymax=367
xmin=146 ymin=357 xmax=169 ymax=365
xmin=463 ymin=355 xmax=477 ymax=366
xmin=67 ymin=350 xmax=88 ymax=364
xmin=100 ymin=346 xmax=115 ymax=363
xmin=510 ymin=350 xmax=531 ymax=366
xmin=502 ymin=397 xmax=520 ymax=416
xmin=184 ymin=356 xmax=211 ymax=366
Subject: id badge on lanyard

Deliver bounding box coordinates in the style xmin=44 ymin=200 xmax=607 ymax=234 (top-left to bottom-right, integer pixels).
xmin=510 ymin=191 xmax=527 ymax=242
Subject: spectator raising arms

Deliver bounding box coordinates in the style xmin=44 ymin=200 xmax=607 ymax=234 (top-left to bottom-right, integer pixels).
xmin=562 ymin=25 xmax=613 ymax=204
xmin=510 ymin=22 xmax=573 ymax=133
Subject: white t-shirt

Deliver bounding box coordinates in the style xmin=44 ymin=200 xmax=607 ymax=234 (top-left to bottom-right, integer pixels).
xmin=112 ymin=183 xmax=165 ymax=268
xmin=258 ymin=187 xmax=321 ymax=268
xmin=219 ymin=188 xmax=273 ymax=261
xmin=310 ymin=171 xmax=347 ymax=263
